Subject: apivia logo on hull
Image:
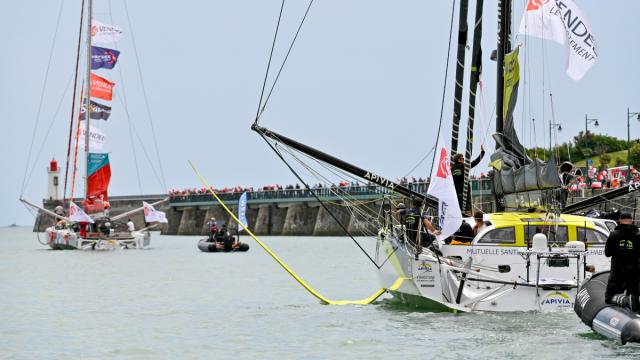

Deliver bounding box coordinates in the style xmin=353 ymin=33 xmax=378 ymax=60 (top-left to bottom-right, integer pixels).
xmin=541 ymin=291 xmax=573 ymax=308
xmin=363 ymin=172 xmax=395 ymax=190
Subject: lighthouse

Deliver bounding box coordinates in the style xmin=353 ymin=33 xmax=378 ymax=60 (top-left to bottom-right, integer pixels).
xmin=47 ymin=158 xmax=60 ymax=200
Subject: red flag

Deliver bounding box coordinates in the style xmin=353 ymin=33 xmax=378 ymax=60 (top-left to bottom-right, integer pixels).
xmin=90 ymin=73 xmax=115 ymax=101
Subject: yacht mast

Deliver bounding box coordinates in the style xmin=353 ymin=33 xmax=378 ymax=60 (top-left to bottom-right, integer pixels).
xmin=84 ymin=0 xmax=93 ymax=198
xmin=450 ymin=0 xmax=469 ymax=154
xmin=496 ymin=0 xmax=512 ymax=137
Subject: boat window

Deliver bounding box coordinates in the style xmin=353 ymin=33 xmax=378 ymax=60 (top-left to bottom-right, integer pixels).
xmin=576 ymin=227 xmax=608 ymax=244
xmin=477 ymin=227 xmax=515 ymax=244
xmin=525 ymin=225 xmax=568 ymax=245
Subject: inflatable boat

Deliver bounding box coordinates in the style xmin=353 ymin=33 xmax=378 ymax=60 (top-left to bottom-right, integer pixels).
xmin=197 ymin=237 xmax=249 ymax=253
xmin=575 ymin=271 xmax=640 ymax=344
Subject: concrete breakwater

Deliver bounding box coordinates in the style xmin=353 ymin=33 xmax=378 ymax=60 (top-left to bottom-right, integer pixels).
xmin=34 ymin=186 xmax=639 ymax=236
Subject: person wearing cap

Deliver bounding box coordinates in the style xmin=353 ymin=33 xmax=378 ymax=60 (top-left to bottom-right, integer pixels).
xmin=207 ymin=217 xmax=218 ymax=241
xmin=396 ymin=198 xmax=441 ymax=246
xmin=604 ymin=213 xmax=640 ymax=311
xmin=451 ymin=145 xmax=485 ymax=215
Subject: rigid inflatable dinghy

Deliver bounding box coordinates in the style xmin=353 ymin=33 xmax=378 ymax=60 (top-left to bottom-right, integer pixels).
xmin=575 ymin=271 xmax=640 ymax=344
xmin=198 ymin=237 xmax=249 ymax=253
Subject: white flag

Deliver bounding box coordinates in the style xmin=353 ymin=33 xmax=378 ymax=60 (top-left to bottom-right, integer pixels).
xmin=143 ymin=201 xmax=168 ymax=223
xmin=91 ymin=20 xmax=123 ymax=43
xmin=78 ymin=122 xmax=106 ymax=150
xmin=518 ymin=0 xmax=598 ymax=80
xmin=69 ymin=201 xmax=94 ymax=223
xmin=427 ymin=146 xmax=462 ymax=241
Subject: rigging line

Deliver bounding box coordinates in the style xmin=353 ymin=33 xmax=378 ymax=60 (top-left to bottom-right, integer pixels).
xmin=115 ymin=95 xmax=164 ymax=190
xmin=254 ymin=0 xmax=286 ymax=124
xmin=123 ymin=0 xmax=167 ymax=191
xmin=108 ymin=0 xmax=143 ymax=194
xmin=64 ymin=0 xmax=86 ymax=203
xmin=20 ymin=0 xmax=66 ymax=197
xmin=257 ymin=130 xmax=382 ymax=269
xmin=24 ymin=72 xmax=76 ymax=195
xmin=190 ymin=160 xmax=404 ymax=305
xmin=273 ymin=137 xmax=383 ymax=243
xmin=429 ymin=0 xmax=457 ymax=173
xmin=403 ymin=145 xmax=436 ymax=179
xmin=258 ymin=0 xmax=314 ymax=119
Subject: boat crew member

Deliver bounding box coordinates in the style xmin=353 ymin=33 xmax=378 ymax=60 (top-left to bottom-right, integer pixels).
xmin=127 ymin=218 xmax=135 ymax=233
xmin=604 ymin=213 xmax=640 ymax=311
xmin=451 ymin=145 xmax=485 ymax=215
xmin=207 ymin=217 xmax=218 ymax=241
xmin=472 ymin=211 xmax=487 ymax=236
xmin=397 ymin=198 xmax=441 ymax=246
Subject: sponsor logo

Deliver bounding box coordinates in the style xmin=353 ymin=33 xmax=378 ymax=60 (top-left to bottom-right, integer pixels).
xmin=576 ymin=288 xmax=590 ymax=309
xmin=609 ymin=317 xmax=620 ymax=327
xmin=540 ymin=291 xmax=573 ymax=308
xmin=630 ymin=181 xmax=640 ymax=193
xmin=436 ymin=148 xmax=451 ymax=179
xmin=363 ymin=172 xmax=396 ymax=191
xmin=527 ymin=0 xmax=551 ymax=11
xmin=417 ymin=261 xmax=433 ymax=272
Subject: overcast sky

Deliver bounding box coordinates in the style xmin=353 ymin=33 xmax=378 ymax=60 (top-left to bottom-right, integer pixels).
xmin=2 ymin=0 xmax=638 ymax=225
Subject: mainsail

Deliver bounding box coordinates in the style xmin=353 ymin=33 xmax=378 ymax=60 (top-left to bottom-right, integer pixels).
xmin=490 ymin=48 xmax=562 ymax=202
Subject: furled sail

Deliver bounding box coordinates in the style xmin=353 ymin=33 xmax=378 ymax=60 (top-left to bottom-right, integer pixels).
xmin=490 ymin=48 xmax=562 ymax=199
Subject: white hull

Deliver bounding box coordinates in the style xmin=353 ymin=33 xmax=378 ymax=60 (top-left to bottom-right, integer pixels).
xmin=45 ymin=226 xmax=151 ymax=250
xmin=376 ymin=230 xmax=591 ymax=313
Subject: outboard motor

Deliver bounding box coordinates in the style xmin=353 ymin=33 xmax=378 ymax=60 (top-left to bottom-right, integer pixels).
xmin=575 ymin=271 xmax=640 ymax=344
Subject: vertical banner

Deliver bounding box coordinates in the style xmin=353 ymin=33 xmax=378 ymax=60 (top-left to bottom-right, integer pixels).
xmin=237 ymin=192 xmax=248 ymax=231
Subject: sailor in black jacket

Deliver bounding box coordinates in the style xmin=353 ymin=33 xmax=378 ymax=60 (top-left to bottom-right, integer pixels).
xmin=604 ymin=213 xmax=640 ymax=311
xmin=451 ymin=145 xmax=485 ymax=215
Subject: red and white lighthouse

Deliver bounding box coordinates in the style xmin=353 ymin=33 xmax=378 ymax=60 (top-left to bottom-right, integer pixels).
xmin=47 ymin=158 xmax=60 ymax=200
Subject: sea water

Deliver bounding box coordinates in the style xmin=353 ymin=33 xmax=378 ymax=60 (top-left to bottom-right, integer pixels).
xmin=1 ymin=226 xmax=639 ymax=359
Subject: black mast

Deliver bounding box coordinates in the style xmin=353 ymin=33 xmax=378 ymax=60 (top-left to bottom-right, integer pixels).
xmin=451 ymin=0 xmax=469 ymax=154
xmin=252 ymin=124 xmax=438 ymax=209
xmin=462 ymin=0 xmax=484 ymax=212
xmin=496 ymin=0 xmax=512 ymax=138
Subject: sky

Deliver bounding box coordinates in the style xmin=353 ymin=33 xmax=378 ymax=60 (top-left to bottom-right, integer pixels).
xmin=1 ymin=0 xmax=639 ymax=225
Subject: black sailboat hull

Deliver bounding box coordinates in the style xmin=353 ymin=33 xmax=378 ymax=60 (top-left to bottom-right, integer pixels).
xmin=575 ymin=271 xmax=640 ymax=344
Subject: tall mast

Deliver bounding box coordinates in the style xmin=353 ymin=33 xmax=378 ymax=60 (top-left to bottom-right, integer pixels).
xmin=450 ymin=0 xmax=469 ymax=154
xmin=462 ymin=0 xmax=484 ymax=212
xmin=496 ymin=0 xmax=512 ymax=138
xmin=84 ymin=0 xmax=92 ymax=198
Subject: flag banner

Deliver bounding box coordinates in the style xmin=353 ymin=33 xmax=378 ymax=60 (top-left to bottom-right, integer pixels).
xmin=91 ymin=46 xmax=120 ymax=70
xmin=78 ymin=122 xmax=106 ymax=150
xmin=238 ymin=192 xmax=248 ymax=230
xmin=91 ymin=20 xmax=123 ymax=43
xmin=90 ymin=73 xmax=115 ymax=101
xmin=87 ymin=153 xmax=111 ymax=201
xmin=80 ymin=100 xmax=111 ymax=120
xmin=143 ymin=201 xmax=168 ymax=223
xmin=427 ymin=146 xmax=462 ymax=241
xmin=69 ymin=201 xmax=94 ymax=223
xmin=518 ymin=0 xmax=598 ymax=80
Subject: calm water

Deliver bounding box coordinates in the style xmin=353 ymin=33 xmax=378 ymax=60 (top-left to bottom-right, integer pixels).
xmin=1 ymin=226 xmax=639 ymax=359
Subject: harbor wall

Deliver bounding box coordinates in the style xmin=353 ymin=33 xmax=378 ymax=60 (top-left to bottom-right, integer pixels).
xmin=34 ymin=190 xmax=640 ymax=236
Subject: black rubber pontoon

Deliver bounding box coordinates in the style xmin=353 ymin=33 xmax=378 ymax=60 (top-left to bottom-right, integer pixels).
xmin=197 ymin=238 xmax=249 ymax=253
xmin=575 ymin=271 xmax=640 ymax=344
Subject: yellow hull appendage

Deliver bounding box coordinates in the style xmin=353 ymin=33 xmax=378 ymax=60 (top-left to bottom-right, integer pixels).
xmin=189 ymin=161 xmax=408 ymax=305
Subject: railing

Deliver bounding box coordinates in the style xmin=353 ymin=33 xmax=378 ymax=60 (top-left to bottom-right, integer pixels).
xmin=169 ymin=179 xmax=494 ymax=206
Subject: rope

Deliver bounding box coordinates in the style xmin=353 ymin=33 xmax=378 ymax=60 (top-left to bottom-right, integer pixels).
xmin=429 ymin=0 xmax=457 ymax=173
xmin=123 ymin=0 xmax=168 ymax=191
xmin=258 ymin=0 xmax=314 ymax=119
xmin=108 ymin=0 xmax=143 ymax=194
xmin=189 ymin=160 xmax=407 ymax=305
xmin=254 ymin=0 xmax=286 ymax=124
xmin=20 ymin=0 xmax=66 ymax=197
xmin=257 ymin=131 xmax=382 ymax=268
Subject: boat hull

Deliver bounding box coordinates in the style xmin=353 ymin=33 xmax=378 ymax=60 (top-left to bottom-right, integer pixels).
xmin=45 ymin=227 xmax=150 ymax=250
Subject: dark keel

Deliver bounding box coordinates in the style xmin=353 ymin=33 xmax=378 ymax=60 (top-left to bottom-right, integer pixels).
xmin=575 ymin=271 xmax=640 ymax=344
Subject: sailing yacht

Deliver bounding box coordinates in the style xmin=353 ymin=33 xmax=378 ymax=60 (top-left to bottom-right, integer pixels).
xmin=20 ymin=0 xmax=167 ymax=250
xmin=248 ymin=0 xmax=636 ymax=312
